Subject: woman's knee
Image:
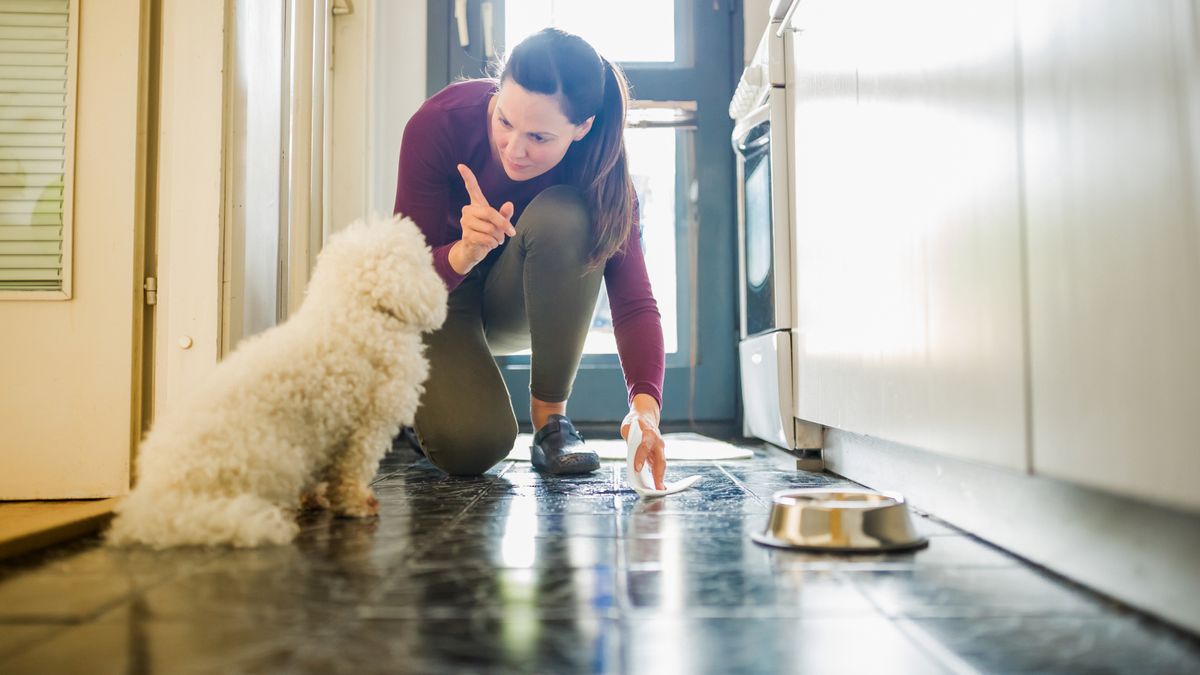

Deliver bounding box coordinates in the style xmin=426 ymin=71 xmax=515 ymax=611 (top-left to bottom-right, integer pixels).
xmin=519 ymin=185 xmax=590 ymax=248
xmin=417 ymin=417 xmax=518 ymax=476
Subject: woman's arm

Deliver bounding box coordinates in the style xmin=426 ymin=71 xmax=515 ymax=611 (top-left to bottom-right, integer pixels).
xmin=607 ymin=204 xmax=668 ymax=489
xmin=604 ymin=206 xmax=665 ymax=408
xmin=393 ymin=101 xmax=469 ymax=290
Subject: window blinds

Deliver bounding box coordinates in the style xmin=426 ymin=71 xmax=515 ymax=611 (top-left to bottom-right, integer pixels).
xmin=0 ymin=0 xmax=71 ymax=293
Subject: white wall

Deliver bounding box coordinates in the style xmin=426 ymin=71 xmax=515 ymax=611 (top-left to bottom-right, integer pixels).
xmin=743 ymin=0 xmax=770 ymax=64
xmin=329 ymin=0 xmax=427 ymax=232
xmin=372 ymin=2 xmax=428 ymax=219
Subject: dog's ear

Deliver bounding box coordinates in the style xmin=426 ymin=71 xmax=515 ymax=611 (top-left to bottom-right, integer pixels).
xmin=305 ymin=215 xmax=448 ymax=332
xmin=370 ymin=216 xmax=449 ymax=332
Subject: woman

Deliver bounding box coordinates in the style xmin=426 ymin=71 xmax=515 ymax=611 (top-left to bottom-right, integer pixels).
xmin=394 ymin=27 xmax=667 ymax=489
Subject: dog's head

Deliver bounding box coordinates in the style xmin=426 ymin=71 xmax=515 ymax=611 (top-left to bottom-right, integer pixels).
xmin=305 ymin=214 xmax=448 ymax=332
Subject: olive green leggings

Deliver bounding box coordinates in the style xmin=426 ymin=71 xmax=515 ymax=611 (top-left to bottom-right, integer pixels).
xmin=414 ymin=185 xmax=604 ymax=475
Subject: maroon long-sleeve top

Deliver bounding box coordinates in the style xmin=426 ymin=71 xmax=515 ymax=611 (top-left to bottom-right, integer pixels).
xmin=394 ymin=79 xmax=665 ymax=407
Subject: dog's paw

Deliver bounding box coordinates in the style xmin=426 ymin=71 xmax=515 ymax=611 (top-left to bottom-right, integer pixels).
xmin=300 ymin=482 xmax=332 ymax=511
xmin=330 ymin=485 xmax=380 ymax=518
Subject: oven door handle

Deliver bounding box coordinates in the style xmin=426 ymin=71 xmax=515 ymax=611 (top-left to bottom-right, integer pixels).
xmin=731 ymin=104 xmax=771 ymax=156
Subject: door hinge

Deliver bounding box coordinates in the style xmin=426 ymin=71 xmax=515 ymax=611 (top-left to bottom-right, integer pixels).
xmin=143 ymin=277 xmax=157 ymax=306
xmin=332 ymin=0 xmax=353 ymax=16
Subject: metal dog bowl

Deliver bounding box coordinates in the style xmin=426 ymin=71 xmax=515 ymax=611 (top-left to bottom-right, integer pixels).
xmin=751 ymin=488 xmax=928 ymax=552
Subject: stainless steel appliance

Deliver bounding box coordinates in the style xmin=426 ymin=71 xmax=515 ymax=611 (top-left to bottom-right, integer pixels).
xmin=731 ymin=10 xmax=797 ymax=452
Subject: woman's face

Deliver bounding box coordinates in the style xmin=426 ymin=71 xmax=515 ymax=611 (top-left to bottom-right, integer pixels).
xmin=490 ymin=79 xmax=594 ymax=181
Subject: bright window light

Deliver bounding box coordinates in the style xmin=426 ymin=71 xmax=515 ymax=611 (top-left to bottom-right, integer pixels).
xmin=582 ymin=127 xmax=680 ymax=355
xmin=504 ymin=0 xmax=675 ymax=63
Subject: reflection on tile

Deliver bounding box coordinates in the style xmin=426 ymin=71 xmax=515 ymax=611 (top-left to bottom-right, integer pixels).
xmin=471 ymin=494 xmax=629 ymax=516
xmin=908 ymin=616 xmax=1200 ymax=674
xmin=623 ymin=568 xmax=878 ymax=617
xmin=1 ymin=434 xmax=1195 ymax=673
xmin=0 ymin=624 xmax=62 ymax=662
xmin=451 ymin=514 xmax=620 ymax=539
xmin=847 ymin=567 xmax=1109 ymax=618
xmin=10 ymin=607 xmax=621 ymax=675
xmin=350 ymin=614 xmax=622 ymax=674
xmin=620 ymin=513 xmax=763 ymax=539
xmin=408 ymin=535 xmax=617 ymax=569
xmin=717 ymin=466 xmax=855 ymax=503
xmin=618 ymin=616 xmax=949 ymax=674
xmin=0 ymin=572 xmax=137 ymax=622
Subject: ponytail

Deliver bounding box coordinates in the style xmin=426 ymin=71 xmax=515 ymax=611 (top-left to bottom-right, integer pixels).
xmin=566 ymin=58 xmax=636 ymax=268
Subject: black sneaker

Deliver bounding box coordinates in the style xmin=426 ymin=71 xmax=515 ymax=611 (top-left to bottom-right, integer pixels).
xmin=530 ymin=414 xmax=600 ymax=475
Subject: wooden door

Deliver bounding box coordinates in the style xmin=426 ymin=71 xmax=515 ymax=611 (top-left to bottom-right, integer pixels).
xmin=0 ymin=0 xmax=147 ymax=499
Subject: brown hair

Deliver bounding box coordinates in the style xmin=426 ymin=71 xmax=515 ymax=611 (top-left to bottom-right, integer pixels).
xmin=495 ymin=28 xmax=636 ymax=268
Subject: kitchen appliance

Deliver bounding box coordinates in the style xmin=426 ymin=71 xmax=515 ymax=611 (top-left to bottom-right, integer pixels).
xmin=731 ymin=8 xmax=799 ymax=453
xmin=752 ymin=488 xmax=929 ymax=552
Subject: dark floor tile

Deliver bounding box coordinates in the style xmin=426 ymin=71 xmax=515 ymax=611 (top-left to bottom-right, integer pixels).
xmin=363 ymin=565 xmax=617 ymax=619
xmin=0 ymin=571 xmax=138 ymax=623
xmin=296 ymin=509 xmax=451 ymax=546
xmin=372 ymin=479 xmax=493 ymax=502
xmin=0 ymin=434 xmax=1192 ymax=674
xmin=622 ymin=567 xmax=878 ymax=617
xmin=623 ymin=532 xmax=775 ymax=571
xmin=488 ymin=483 xmax=624 ymax=500
xmin=906 ymin=616 xmax=1200 ymax=674
xmin=350 ymin=614 xmax=622 ymax=674
xmin=619 ymin=513 xmax=764 ymax=539
xmin=0 ymin=535 xmax=218 ymax=586
xmin=499 ymin=464 xmax=618 ymax=487
xmin=470 ymin=493 xmax=629 ymax=516
xmin=407 ymin=534 xmax=617 ymax=569
xmin=718 ymin=466 xmax=856 ymax=501
xmin=370 ymin=494 xmax=471 ymax=519
xmin=450 ymin=513 xmax=620 ymax=539
xmin=617 ymin=616 xmax=949 ymax=674
xmin=846 ymin=566 xmax=1111 ymax=618
xmin=122 ymin=560 xmax=389 ymax=625
xmin=10 ymin=606 xmax=625 ymax=675
xmin=0 ymin=624 xmax=63 ymax=662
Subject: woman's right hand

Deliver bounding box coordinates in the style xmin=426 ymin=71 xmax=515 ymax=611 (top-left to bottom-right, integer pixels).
xmin=450 ymin=163 xmax=516 ymax=275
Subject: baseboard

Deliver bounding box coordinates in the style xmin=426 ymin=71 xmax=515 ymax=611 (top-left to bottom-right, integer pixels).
xmin=823 ymin=429 xmax=1200 ymax=636
xmin=0 ymin=499 xmax=118 ymax=561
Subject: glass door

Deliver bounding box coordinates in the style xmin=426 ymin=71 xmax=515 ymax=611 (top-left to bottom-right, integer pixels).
xmin=426 ymin=0 xmax=739 ymax=428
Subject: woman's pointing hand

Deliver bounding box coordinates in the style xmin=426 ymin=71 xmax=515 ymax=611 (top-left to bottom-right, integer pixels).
xmin=450 ymin=164 xmax=515 ymax=274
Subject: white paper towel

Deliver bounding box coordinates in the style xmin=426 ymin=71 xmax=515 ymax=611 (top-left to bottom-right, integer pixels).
xmin=625 ymin=421 xmax=703 ymax=498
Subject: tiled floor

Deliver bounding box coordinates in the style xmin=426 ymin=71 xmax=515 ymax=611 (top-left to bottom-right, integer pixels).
xmin=1 ymin=440 xmax=1198 ymax=674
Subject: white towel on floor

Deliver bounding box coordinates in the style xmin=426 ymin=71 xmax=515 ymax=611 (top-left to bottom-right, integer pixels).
xmin=624 ymin=422 xmax=704 ymax=498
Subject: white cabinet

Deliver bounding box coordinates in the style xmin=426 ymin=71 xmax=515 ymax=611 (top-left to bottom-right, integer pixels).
xmin=1019 ymin=0 xmax=1200 ymax=510
xmin=787 ymin=0 xmax=1029 ymax=470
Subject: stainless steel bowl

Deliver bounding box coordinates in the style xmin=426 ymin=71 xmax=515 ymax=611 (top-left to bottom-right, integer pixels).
xmin=751 ymin=488 xmax=928 ymax=552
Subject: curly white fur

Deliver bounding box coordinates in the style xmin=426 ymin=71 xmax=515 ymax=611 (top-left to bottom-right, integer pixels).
xmin=107 ymin=215 xmax=447 ymax=548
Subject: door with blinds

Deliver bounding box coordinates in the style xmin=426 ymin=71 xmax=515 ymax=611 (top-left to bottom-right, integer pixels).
xmin=0 ymin=0 xmax=147 ymax=498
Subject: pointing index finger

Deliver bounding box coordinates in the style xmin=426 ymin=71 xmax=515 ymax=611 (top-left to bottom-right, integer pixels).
xmin=457 ymin=164 xmax=489 ymax=207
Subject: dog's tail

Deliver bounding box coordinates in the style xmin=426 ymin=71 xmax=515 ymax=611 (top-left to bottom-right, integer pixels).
xmin=106 ymin=490 xmax=298 ymax=548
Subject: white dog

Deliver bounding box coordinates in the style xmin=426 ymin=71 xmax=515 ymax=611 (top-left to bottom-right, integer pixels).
xmin=107 ymin=215 xmax=447 ymax=548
